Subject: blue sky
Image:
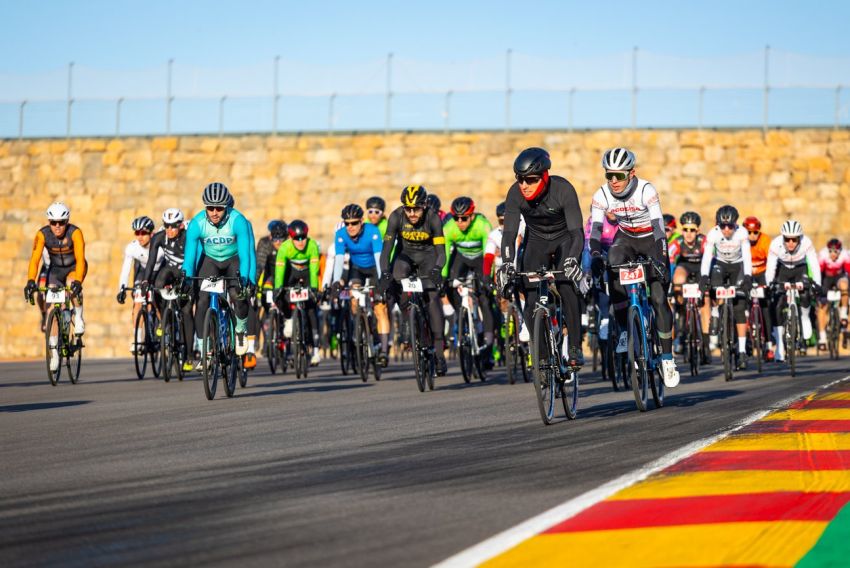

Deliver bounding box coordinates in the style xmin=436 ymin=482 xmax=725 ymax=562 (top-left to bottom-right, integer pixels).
xmin=2 ymin=1 xmax=849 ymax=135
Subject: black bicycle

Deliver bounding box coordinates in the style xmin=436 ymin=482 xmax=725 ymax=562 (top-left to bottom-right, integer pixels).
xmin=158 ymin=284 xmax=188 ymax=382
xmin=129 ymin=286 xmax=162 ymax=381
xmin=681 ymin=282 xmax=705 ymax=377
xmin=33 ymin=286 xmax=83 ymax=386
xmin=453 ymin=273 xmax=488 ymax=383
xmin=401 ymin=277 xmax=436 ymax=392
xmin=351 ymin=284 xmax=382 ymax=382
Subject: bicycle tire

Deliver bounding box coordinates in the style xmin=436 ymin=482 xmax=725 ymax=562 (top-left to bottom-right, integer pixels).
xmin=828 ymin=305 xmax=840 ymax=360
xmin=339 ymin=312 xmax=352 ymax=375
xmin=458 ymin=310 xmax=473 ymax=384
xmin=202 ymin=309 xmax=220 ymax=400
xmin=505 ymin=305 xmax=518 ymax=385
xmin=721 ymin=303 xmax=734 ymax=382
xmin=750 ymin=302 xmax=764 ymax=373
xmin=409 ymin=305 xmax=426 ymax=392
xmin=561 ymin=368 xmax=578 ymax=420
xmin=628 ymin=306 xmax=649 ymax=412
xmin=267 ymin=313 xmax=278 ymax=374
xmin=294 ymin=309 xmax=306 ymax=379
xmin=161 ymin=307 xmax=175 ymax=383
xmin=355 ymin=314 xmax=369 ymax=382
xmin=149 ymin=309 xmax=162 ymax=379
xmin=787 ymin=306 xmax=797 ymax=377
xmin=239 ymin=353 xmax=248 ymax=388
xmin=532 ymin=308 xmax=557 ymax=425
xmin=44 ymin=308 xmax=61 ymax=386
xmin=647 ymin=310 xmax=664 ymax=409
xmin=174 ymin=308 xmax=186 ymax=381
xmin=133 ymin=307 xmax=149 ymax=380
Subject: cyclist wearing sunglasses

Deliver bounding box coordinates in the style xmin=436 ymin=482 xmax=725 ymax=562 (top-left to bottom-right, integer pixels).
xmin=743 ymin=216 xmax=775 ymax=360
xmin=765 ymin=220 xmax=821 ymax=362
xmin=442 ymin=197 xmax=495 ymax=365
xmin=700 ymin=205 xmax=753 ymax=369
xmin=380 ymin=185 xmax=449 ymax=375
xmin=365 ymin=197 xmax=388 ymax=237
xmin=669 ymin=211 xmax=710 ymax=361
xmin=588 ymin=147 xmax=679 ymax=386
xmin=116 ymin=216 xmax=164 ymax=353
xmin=274 ymin=219 xmax=322 ymax=366
xmin=184 ymin=182 xmax=258 ymax=363
xmin=817 ymin=238 xmax=850 ymax=348
xmin=138 ymin=208 xmax=195 ymax=371
xmin=501 ymin=147 xmax=585 ymax=367
xmin=257 ymin=220 xmax=287 ymax=290
xmin=25 ymin=202 xmax=87 ymax=351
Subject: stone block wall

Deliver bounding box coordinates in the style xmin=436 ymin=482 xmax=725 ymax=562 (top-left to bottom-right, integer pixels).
xmin=1 ymin=129 xmax=848 ymax=359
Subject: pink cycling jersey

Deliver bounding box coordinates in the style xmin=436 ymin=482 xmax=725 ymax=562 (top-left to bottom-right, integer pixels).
xmin=819 ymin=247 xmax=850 ymax=278
xmin=584 ymin=216 xmax=618 ymax=250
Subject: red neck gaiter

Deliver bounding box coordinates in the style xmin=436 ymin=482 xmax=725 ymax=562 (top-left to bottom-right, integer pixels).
xmin=523 ymin=171 xmax=549 ymax=201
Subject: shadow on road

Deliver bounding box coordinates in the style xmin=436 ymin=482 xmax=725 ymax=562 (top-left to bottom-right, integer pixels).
xmin=0 ymin=400 xmax=91 ymax=412
xmin=237 ymin=383 xmax=373 ymax=398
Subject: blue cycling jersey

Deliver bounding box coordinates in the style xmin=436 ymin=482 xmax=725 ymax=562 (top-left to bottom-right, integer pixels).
xmin=183 ymin=208 xmax=256 ymax=282
xmin=334 ymin=223 xmax=382 ymax=268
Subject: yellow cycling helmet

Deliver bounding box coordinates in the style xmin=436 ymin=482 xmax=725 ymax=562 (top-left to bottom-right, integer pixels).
xmin=400 ymin=185 xmax=428 ymax=208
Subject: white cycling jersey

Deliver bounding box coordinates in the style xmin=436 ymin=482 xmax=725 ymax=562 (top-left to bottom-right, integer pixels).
xmin=591 ymin=178 xmax=664 ymax=239
xmin=485 ymin=217 xmax=525 ymax=271
xmin=766 ymin=235 xmax=821 ymax=286
xmin=700 ymin=225 xmax=752 ymax=276
xmin=321 ymin=220 xmax=345 ymax=289
xmin=119 ymin=239 xmax=164 ymax=290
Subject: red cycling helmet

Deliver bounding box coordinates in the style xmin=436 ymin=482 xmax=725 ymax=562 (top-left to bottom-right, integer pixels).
xmin=742 ymin=216 xmax=761 ymax=231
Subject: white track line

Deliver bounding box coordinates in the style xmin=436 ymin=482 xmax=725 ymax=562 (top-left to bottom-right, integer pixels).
xmin=434 ymin=375 xmax=850 ymax=568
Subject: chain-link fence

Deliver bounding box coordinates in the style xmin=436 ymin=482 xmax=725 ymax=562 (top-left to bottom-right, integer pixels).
xmin=2 ymin=47 xmax=848 ymax=138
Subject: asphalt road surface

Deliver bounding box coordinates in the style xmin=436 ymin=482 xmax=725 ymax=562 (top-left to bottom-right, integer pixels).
xmin=1 ymin=351 xmax=848 ymax=567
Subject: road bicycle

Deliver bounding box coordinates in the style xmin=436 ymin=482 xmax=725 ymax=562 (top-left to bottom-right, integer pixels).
xmin=194 ymin=276 xmax=242 ymax=400
xmin=774 ymin=280 xmax=807 ymax=377
xmin=285 ymin=284 xmax=314 ymax=379
xmin=129 ymin=286 xmax=162 ymax=380
xmin=680 ymin=282 xmax=705 ymax=377
xmin=453 ymin=273 xmax=488 ymax=383
xmin=514 ymin=268 xmax=578 ymax=425
xmin=747 ymin=285 xmax=769 ymax=372
xmin=502 ymin=291 xmax=529 ymax=385
xmin=713 ymin=284 xmax=740 ymax=382
xmin=335 ymin=288 xmax=357 ymax=376
xmin=351 ymin=283 xmax=383 ymax=382
xmin=158 ymin=284 xmax=188 ymax=382
xmin=401 ymin=277 xmax=436 ymax=392
xmin=261 ymin=288 xmax=289 ymax=375
xmin=610 ymin=259 xmax=664 ymax=412
xmin=33 ymin=286 xmax=83 ymax=386
xmin=824 ymin=288 xmax=843 ymax=360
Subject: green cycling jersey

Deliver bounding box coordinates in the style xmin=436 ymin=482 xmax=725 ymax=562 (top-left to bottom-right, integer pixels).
xmin=274 ymin=238 xmax=320 ymax=290
xmin=442 ymin=213 xmax=492 ymax=276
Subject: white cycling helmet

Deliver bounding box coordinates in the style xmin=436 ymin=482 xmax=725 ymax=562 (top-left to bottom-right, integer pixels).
xmin=162 ymin=208 xmax=184 ymax=224
xmin=46 ymin=202 xmax=70 ymax=221
xmin=601 ymin=147 xmax=636 ymax=171
xmin=780 ymin=220 xmax=803 ymax=238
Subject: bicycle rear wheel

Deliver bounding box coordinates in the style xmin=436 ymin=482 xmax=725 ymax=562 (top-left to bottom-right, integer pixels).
xmin=628 ymin=306 xmax=649 ymax=412
xmin=458 ymin=311 xmax=473 ymax=383
xmin=721 ymin=304 xmax=734 ymax=382
xmin=409 ymin=305 xmax=426 ymax=392
xmin=686 ymin=305 xmax=700 ymax=377
xmin=828 ymin=306 xmax=840 ymax=360
xmin=532 ymin=308 xmax=557 ymax=425
xmin=66 ymin=311 xmax=82 ymax=384
xmin=355 ymin=314 xmax=370 ymax=382
xmin=647 ymin=312 xmax=664 ymax=409
xmin=161 ymin=308 xmax=175 ymax=382
xmin=44 ymin=308 xmax=61 ymax=386
xmin=202 ymin=309 xmax=220 ymax=400
xmin=149 ymin=310 xmax=162 ymax=379
xmin=294 ymin=310 xmax=307 ymax=379
xmin=267 ymin=313 xmax=279 ymax=374
xmin=750 ymin=302 xmax=764 ymax=373
xmin=134 ymin=308 xmax=149 ymax=380
xmin=561 ymin=367 xmax=578 ymax=420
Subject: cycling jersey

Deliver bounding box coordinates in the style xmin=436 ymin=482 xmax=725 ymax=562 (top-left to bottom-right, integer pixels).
xmin=368 ymin=217 xmax=388 ymax=238
xmin=670 ymin=234 xmax=706 ymax=266
xmin=442 ymin=214 xmax=492 ymax=277
xmin=589 ymin=178 xmax=665 ymax=241
xmin=275 ymin=238 xmax=320 ymax=290
xmin=819 ymin=248 xmax=850 ymax=278
xmin=502 ymin=175 xmax=584 ymax=264
xmin=28 ymin=224 xmax=86 ymax=282
xmin=483 ymin=217 xmax=525 ymax=276
xmin=749 ymin=232 xmax=771 ymax=276
xmin=332 ymin=222 xmax=382 ymax=281
xmin=119 ymin=239 xmax=163 ymax=290
xmin=256 ymin=234 xmax=285 ymax=285
xmin=142 ymin=230 xmax=185 ymax=282
xmin=766 ymin=235 xmax=821 ymax=286
xmin=380 ymin=207 xmax=446 ymax=276
xmin=700 ymin=226 xmax=752 ymax=277
xmin=183 ymin=208 xmax=256 ymax=282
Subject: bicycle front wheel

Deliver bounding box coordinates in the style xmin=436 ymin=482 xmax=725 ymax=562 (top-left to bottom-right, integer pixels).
xmin=532 ymin=308 xmax=557 ymax=425
xmin=628 ymin=306 xmax=649 ymax=412
xmin=133 ymin=307 xmax=149 ymax=380
xmin=44 ymin=308 xmax=61 ymax=386
xmin=355 ymin=314 xmax=370 ymax=382
xmin=750 ymin=302 xmax=764 ymax=373
xmin=721 ymin=304 xmax=734 ymax=382
xmin=409 ymin=305 xmax=426 ymax=392
xmin=161 ymin=308 xmax=175 ymax=382
xmin=149 ymin=309 xmax=162 ymax=379
xmin=66 ymin=311 xmax=82 ymax=384
xmin=202 ymin=309 xmax=220 ymax=400
xmin=561 ymin=367 xmax=578 ymax=420
xmin=787 ymin=307 xmax=798 ymax=377
xmin=458 ymin=311 xmax=473 ymax=384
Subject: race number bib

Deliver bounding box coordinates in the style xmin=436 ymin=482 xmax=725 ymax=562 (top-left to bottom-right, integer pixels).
xmin=45 ymin=289 xmax=66 ymax=304
xmin=200 ymin=279 xmax=225 ymax=294
xmin=266 ymin=290 xmax=275 ymax=303
xmin=827 ymin=290 xmax=841 ymax=302
xmin=682 ymin=283 xmax=701 ymax=299
xmin=133 ymin=289 xmax=146 ymax=303
xmin=750 ymin=287 xmax=765 ymax=299
xmin=289 ymin=288 xmax=309 ymax=302
xmin=619 ymin=265 xmax=645 ymax=285
xmin=401 ymin=278 xmax=423 ymax=293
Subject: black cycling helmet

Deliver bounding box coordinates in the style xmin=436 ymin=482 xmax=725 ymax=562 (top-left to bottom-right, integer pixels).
xmin=270 ymin=223 xmax=288 ymax=240
xmin=425 ymin=194 xmax=441 ymax=213
xmin=288 ymin=219 xmax=309 ymax=239
xmin=365 ymin=196 xmax=386 ymax=212
xmin=451 ymin=197 xmax=475 ymax=217
xmin=267 ymin=219 xmax=285 ymax=233
xmin=202 ymin=182 xmax=231 ymax=207
xmin=827 ymin=237 xmax=843 ymax=251
xmin=715 ymin=205 xmax=739 ymax=226
xmin=680 ymin=211 xmax=701 ymax=227
xmin=496 ymin=201 xmax=506 ymax=218
xmin=513 ymin=147 xmax=551 ymax=177
xmin=131 ymin=216 xmax=155 ymax=232
xmin=341 ymin=203 xmax=364 ymax=220
xmin=401 ymin=185 xmax=428 ymax=208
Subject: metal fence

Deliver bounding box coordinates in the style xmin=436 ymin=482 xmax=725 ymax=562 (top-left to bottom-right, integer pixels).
xmin=2 ymin=47 xmax=849 ymax=138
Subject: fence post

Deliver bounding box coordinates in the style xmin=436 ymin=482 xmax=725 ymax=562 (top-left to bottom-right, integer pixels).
xmin=631 ymin=47 xmax=638 ymax=129
xmin=116 ymin=97 xmax=123 ymax=136
xmin=698 ymin=86 xmax=705 ymax=131
xmin=66 ymin=62 xmax=74 ymax=138
xmin=385 ymin=52 xmax=393 ymax=135
xmin=328 ymin=93 xmax=336 ymax=136
xmin=219 ymin=96 xmax=227 ymax=137
xmin=444 ymin=90 xmax=452 ymax=134
xmin=273 ymin=55 xmax=280 ymax=135
xmin=763 ymin=45 xmax=770 ymax=135
xmin=505 ymin=48 xmax=512 ymax=133
xmin=568 ymin=88 xmax=575 ymax=132
xmin=835 ymin=85 xmax=842 ymax=130
xmin=18 ymin=100 xmax=26 ymax=140
xmin=166 ymin=59 xmax=173 ymax=134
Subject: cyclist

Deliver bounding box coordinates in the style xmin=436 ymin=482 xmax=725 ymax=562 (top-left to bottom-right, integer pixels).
xmin=183 ymin=183 xmax=257 ymax=367
xmin=582 ymin=210 xmax=619 ymax=356
xmin=117 ymin=216 xmax=164 ymax=354
xmin=443 ymin=197 xmax=495 ymax=366
xmin=587 ymin=147 xmax=680 ymax=386
xmin=425 ymin=193 xmax=449 ymax=224
xmin=765 ymin=220 xmax=821 ymax=362
xmin=380 ymin=185 xmax=448 ymax=375
xmin=669 ymin=211 xmax=711 ymax=362
xmin=257 ymin=220 xmax=286 ymax=288
xmin=365 ymin=196 xmax=388 ymax=237
xmin=664 ymin=213 xmax=680 ymax=244
xmin=744 ymin=216 xmax=776 ymax=361
xmin=274 ymin=219 xmax=322 ymax=366
xmin=500 ymin=147 xmax=585 ymax=367
xmin=331 ymin=203 xmax=390 ymax=365
xmin=139 ymin=208 xmax=194 ymax=372
xmin=699 ymin=205 xmax=753 ymax=370
xmin=485 ymin=202 xmax=528 ymax=329
xmin=25 ymin=202 xmax=87 ymax=371
xmin=817 ymin=238 xmax=850 ymax=349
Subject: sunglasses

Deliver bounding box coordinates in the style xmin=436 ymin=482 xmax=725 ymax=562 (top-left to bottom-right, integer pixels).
xmin=497 ymin=217 xmax=505 ymax=224
xmin=516 ymin=175 xmax=541 ymax=185
xmin=747 ymin=230 xmax=760 ymax=236
xmin=665 ymin=227 xmax=673 ymax=233
xmin=403 ymin=206 xmax=423 ymax=214
xmin=272 ymin=238 xmax=284 ymax=243
xmin=206 ymin=206 xmax=225 ymax=212
xmin=682 ymin=228 xmax=698 ymax=233
xmin=719 ymin=223 xmax=735 ymax=230
xmin=456 ymin=215 xmax=471 ymax=222
xmin=605 ymin=171 xmax=629 ymax=181
xmin=344 ymin=220 xmax=361 ymax=227
xmin=135 ymin=230 xmax=151 ymax=236
xmin=828 ymin=248 xmax=841 ymax=253
xmin=784 ymin=237 xmax=799 ymax=242
xmin=293 ymin=235 xmax=307 ymax=242
xmin=164 ymin=223 xmax=181 ymax=229
xmin=49 ymin=220 xmax=68 ymax=227
xmin=367 ymin=209 xmax=383 ymax=215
